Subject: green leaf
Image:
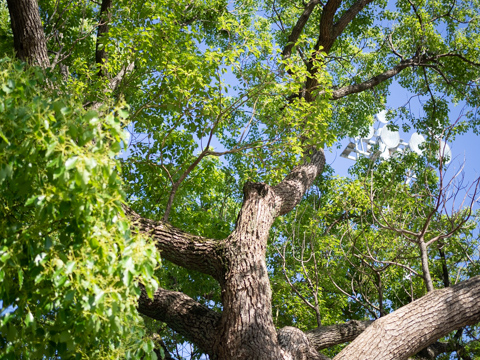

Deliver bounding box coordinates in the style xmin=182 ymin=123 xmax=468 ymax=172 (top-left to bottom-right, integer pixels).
xmin=65 ymin=156 xmax=78 ymax=170
xmin=25 ymin=311 xmax=34 ymax=327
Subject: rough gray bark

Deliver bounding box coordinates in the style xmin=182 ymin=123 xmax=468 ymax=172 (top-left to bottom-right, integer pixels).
xmin=6 ymin=0 xmax=50 ymax=67
xmin=134 ymin=150 xmax=327 ymax=360
xmin=138 ymin=286 xmax=221 ymax=356
xmin=123 ymin=205 xmax=225 ymax=281
xmin=278 ymin=327 xmax=330 ymax=360
xmin=334 ymin=276 xmax=480 ymax=360
xmin=215 ymin=150 xmax=326 ymax=359
xmin=307 ymin=320 xmax=374 ymax=351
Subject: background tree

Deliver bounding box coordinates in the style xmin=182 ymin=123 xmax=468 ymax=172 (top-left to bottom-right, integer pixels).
xmin=1 ymin=0 xmax=480 ymax=359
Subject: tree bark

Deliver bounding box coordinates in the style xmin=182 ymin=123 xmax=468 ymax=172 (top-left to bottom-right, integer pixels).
xmin=215 ymin=150 xmax=326 ymax=359
xmin=132 ymin=150 xmax=326 ymax=359
xmin=138 ymin=286 xmax=221 ymax=356
xmin=333 ymin=275 xmax=480 ymax=360
xmin=307 ymin=320 xmax=374 ymax=351
xmin=6 ymin=0 xmax=49 ymax=67
xmin=123 ymin=205 xmax=225 ymax=281
xmin=96 ymin=0 xmax=112 ymax=76
xmin=217 ymin=182 xmax=285 ymax=358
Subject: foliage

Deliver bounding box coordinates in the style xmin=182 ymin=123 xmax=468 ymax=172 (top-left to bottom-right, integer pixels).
xmin=269 ymin=154 xmax=480 ymax=358
xmin=2 ymin=0 xmax=480 ymax=358
xmin=0 ymin=58 xmax=159 ymax=359
xmin=0 ymin=2 xmax=12 ymax=57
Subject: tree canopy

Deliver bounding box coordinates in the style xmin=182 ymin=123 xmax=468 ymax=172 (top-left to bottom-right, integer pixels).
xmin=1 ymin=0 xmax=480 ymax=359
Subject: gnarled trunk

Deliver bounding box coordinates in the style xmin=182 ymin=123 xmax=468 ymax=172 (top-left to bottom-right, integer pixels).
xmin=217 ymin=183 xmax=283 ymax=358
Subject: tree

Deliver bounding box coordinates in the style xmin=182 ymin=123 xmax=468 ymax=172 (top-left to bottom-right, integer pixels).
xmin=1 ymin=0 xmax=480 ymax=359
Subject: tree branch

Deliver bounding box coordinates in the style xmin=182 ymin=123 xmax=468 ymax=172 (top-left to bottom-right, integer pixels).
xmin=96 ymin=0 xmax=112 ymax=76
xmin=137 ymin=285 xmax=221 ymax=356
xmin=332 ymin=0 xmax=375 ymax=45
xmin=123 ymin=205 xmax=225 ymax=281
xmin=322 ymin=57 xmax=417 ymax=99
xmin=273 ymin=149 xmax=326 ymax=216
xmin=278 ymin=327 xmax=330 ymax=360
xmin=306 ymin=320 xmax=374 ymax=350
xmin=303 ymin=0 xmax=374 ymax=100
xmin=282 ymin=0 xmax=322 ymax=59
xmin=334 ymin=276 xmax=480 ymax=360
xmin=315 ymin=0 xmax=342 ymax=54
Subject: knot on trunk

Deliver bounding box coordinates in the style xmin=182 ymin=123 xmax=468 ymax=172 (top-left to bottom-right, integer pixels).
xmin=278 ymin=327 xmax=328 ymax=360
xmin=243 ymin=182 xmax=270 ymax=199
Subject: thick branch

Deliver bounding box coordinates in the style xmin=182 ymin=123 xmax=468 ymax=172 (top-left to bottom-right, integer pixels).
xmin=323 ymin=57 xmax=416 ymax=99
xmin=332 ymin=0 xmax=375 ymax=40
xmin=315 ymin=0 xmax=342 ymax=54
xmin=273 ymin=149 xmax=326 ymax=215
xmin=415 ymin=340 xmax=465 ymax=359
xmin=304 ymin=0 xmax=373 ymax=100
xmin=315 ymin=0 xmax=374 ymax=54
xmin=278 ymin=327 xmax=330 ymax=360
xmin=282 ymin=0 xmax=322 ymax=59
xmin=123 ymin=205 xmax=224 ymax=281
xmin=138 ymin=286 xmax=221 ymax=356
xmin=306 ymin=320 xmax=374 ymax=351
xmin=334 ymin=276 xmax=480 ymax=360
xmin=321 ymin=49 xmax=479 ymax=100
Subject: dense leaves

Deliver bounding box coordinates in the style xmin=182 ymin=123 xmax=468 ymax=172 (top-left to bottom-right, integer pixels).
xmin=2 ymin=0 xmax=480 ymax=358
xmin=0 ymin=59 xmax=159 ymax=359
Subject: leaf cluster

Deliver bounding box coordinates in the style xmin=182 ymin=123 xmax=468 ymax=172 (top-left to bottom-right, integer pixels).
xmin=0 ymin=58 xmax=159 ymax=359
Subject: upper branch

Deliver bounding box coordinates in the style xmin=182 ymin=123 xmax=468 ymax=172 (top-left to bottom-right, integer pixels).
xmin=282 ymin=0 xmax=322 ymax=59
xmin=123 ymin=205 xmax=225 ymax=281
xmin=303 ymin=0 xmax=373 ymax=100
xmin=334 ymin=276 xmax=480 ymax=360
xmin=332 ymin=0 xmax=375 ymax=40
xmin=315 ymin=0 xmax=342 ymax=54
xmin=321 ymin=57 xmax=419 ymax=100
xmin=273 ymin=149 xmax=326 ymax=216
xmin=96 ymin=0 xmax=113 ymax=75
xmin=313 ymin=0 xmax=374 ymax=54
xmin=138 ymin=286 xmax=221 ymax=356
xmin=319 ymin=49 xmax=480 ymax=101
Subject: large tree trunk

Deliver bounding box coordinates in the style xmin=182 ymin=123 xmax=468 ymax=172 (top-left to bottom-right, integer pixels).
xmin=134 ymin=150 xmax=327 ymax=359
xmin=6 ymin=0 xmax=49 ymax=67
xmin=130 ymin=147 xmax=480 ymax=360
xmin=216 ymin=182 xmax=284 ymax=358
